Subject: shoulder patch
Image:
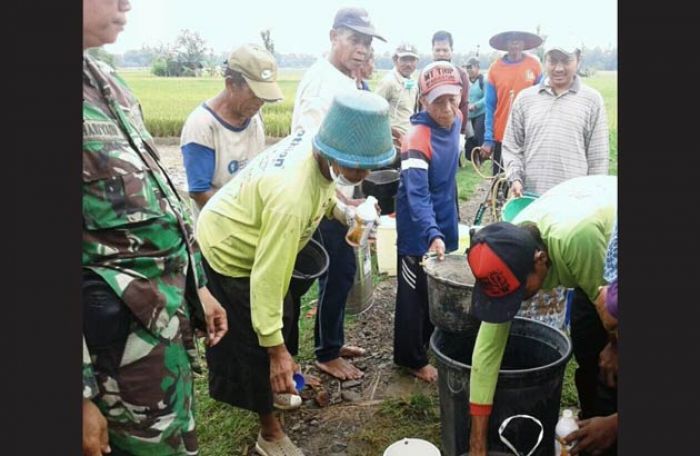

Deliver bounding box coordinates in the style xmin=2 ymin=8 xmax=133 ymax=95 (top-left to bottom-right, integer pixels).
xmin=401 ymin=124 xmax=433 ymax=159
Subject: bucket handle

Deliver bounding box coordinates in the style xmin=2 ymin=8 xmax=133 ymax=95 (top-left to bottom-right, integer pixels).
xmin=446 ymin=369 xmax=465 ymax=394
xmin=498 ymin=414 xmax=544 ymax=456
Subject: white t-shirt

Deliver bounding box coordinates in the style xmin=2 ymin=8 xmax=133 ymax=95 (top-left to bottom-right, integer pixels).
xmin=180 ymin=103 xmax=266 ymax=218
xmin=292 ymin=58 xmax=360 ymax=199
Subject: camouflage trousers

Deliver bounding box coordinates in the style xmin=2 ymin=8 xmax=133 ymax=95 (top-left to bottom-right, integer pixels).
xmin=85 ymin=277 xmax=199 ymax=455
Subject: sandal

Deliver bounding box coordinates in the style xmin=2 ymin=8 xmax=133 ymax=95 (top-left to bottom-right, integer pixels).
xmin=273 ymin=393 xmax=302 ymax=411
xmin=255 ymin=432 xmax=305 ymax=456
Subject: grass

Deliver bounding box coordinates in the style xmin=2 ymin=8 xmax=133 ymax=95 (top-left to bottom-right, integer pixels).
xmin=350 ymin=392 xmax=442 ymax=454
xmin=584 ymin=73 xmax=618 ymax=175
xmin=115 ymin=68 xmax=616 ymax=453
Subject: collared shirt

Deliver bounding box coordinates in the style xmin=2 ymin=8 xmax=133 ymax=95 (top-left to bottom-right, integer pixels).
xmin=501 ymin=75 xmax=610 ymax=196
xmin=375 ymin=68 xmax=418 ymax=135
xmin=83 ymin=56 xmax=206 ymax=332
xmin=82 ymin=55 xmax=206 ymax=403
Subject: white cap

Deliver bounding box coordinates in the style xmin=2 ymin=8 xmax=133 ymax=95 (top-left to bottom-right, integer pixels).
xmin=562 ymin=409 xmax=574 ymax=418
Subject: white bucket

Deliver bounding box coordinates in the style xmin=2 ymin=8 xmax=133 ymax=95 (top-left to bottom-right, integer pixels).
xmin=457 ymin=224 xmax=471 ymax=253
xmin=376 ymin=215 xmax=397 ymax=276
xmin=376 ymin=217 xmax=471 ymax=277
xmin=383 ymin=438 xmax=441 ymax=456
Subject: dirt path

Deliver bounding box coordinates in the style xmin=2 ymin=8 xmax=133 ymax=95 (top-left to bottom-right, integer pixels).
xmin=154 ymin=138 xmax=492 ymax=455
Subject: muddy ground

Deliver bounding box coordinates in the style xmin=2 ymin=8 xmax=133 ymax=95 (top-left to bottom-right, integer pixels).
xmin=155 ymin=138 xmax=495 ymax=455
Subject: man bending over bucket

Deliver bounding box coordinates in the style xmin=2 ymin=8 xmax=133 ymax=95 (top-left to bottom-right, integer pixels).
xmin=563 ymin=220 xmax=618 ymax=455
xmin=196 ymin=91 xmax=394 ymax=456
xmin=465 ymin=175 xmax=618 ymax=456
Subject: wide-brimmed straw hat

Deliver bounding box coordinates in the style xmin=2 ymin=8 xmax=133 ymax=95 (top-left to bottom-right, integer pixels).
xmin=489 ymin=31 xmax=543 ymax=51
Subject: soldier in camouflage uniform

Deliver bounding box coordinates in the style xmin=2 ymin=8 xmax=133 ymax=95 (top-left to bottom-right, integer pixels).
xmin=82 ymin=2 xmax=228 ymax=455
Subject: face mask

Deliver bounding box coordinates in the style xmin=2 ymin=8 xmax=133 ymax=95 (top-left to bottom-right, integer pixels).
xmin=329 ymin=160 xmax=361 ymax=187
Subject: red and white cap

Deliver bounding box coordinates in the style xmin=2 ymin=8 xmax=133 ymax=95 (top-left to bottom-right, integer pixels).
xmin=466 ymin=222 xmax=540 ymax=323
xmin=419 ymin=61 xmax=462 ymax=104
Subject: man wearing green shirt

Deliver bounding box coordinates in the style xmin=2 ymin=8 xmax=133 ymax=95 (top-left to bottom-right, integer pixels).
xmin=465 ymin=175 xmax=617 ymax=456
xmin=196 ymin=91 xmax=395 ymax=456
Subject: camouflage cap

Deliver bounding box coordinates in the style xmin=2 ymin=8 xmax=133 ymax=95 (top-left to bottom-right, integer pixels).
xmin=227 ymin=44 xmax=283 ymax=101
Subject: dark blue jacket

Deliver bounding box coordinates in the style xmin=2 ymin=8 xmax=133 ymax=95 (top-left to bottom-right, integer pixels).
xmin=396 ymin=110 xmax=461 ymax=256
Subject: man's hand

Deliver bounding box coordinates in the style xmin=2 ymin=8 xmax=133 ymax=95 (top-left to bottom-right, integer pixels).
xmin=469 ymin=414 xmax=489 ymax=456
xmin=390 ymin=127 xmax=403 ymax=148
xmin=595 ymin=286 xmax=618 ymax=332
xmin=565 ymin=414 xmax=618 ymax=455
xmin=83 ymin=399 xmax=110 ymax=455
xmin=267 ymin=344 xmax=297 ymax=394
xmin=428 ymin=237 xmax=446 ymax=260
xmin=468 ymin=103 xmax=476 ymax=112
xmin=510 ymin=180 xmax=524 ymax=198
xmin=479 ymin=143 xmax=493 ymax=160
xmin=598 ymin=341 xmax=618 ymax=388
xmin=197 ymin=287 xmax=228 ymax=347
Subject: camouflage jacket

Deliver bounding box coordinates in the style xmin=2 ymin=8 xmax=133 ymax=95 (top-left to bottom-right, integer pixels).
xmin=82 ymin=55 xmax=206 ymax=399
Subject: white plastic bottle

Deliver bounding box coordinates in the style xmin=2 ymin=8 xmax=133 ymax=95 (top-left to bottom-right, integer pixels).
xmin=554 ymin=409 xmax=579 ymax=455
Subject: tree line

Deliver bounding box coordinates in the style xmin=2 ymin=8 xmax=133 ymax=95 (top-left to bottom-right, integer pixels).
xmin=89 ymin=29 xmax=617 ymax=76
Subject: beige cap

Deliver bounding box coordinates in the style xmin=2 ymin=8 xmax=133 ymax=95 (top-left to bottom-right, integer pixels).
xmin=227 ymin=44 xmax=283 ymax=101
xmin=394 ymin=42 xmax=419 ymax=59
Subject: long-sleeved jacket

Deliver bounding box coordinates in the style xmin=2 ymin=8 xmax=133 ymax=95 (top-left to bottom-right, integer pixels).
xmin=396 ymin=110 xmax=462 ymax=256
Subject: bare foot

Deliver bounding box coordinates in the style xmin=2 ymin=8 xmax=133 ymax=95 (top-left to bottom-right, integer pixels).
xmin=304 ymin=374 xmax=322 ymax=388
xmin=410 ymin=364 xmax=438 ymax=383
xmin=315 ymin=358 xmax=364 ymax=380
xmin=339 ymin=345 xmax=366 ymax=358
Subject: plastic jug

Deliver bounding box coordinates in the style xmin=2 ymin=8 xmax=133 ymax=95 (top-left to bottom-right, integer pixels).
xmin=554 ymin=409 xmax=579 ymax=455
xmin=346 ymin=196 xmax=379 ymax=247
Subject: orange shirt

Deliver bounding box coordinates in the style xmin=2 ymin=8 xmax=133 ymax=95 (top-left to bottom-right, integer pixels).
xmin=486 ymin=54 xmax=542 ymax=143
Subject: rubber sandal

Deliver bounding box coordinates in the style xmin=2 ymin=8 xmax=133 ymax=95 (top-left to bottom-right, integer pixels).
xmin=255 ymin=432 xmax=305 ymax=456
xmin=273 ymin=393 xmax=302 ymax=411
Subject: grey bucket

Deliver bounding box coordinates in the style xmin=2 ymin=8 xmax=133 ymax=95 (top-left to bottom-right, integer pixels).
xmin=423 ymin=254 xmax=477 ymax=332
xmin=430 ymin=318 xmax=572 ymax=456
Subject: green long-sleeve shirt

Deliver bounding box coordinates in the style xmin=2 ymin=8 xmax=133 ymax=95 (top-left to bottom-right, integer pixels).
xmin=470 ymin=176 xmax=617 ymax=411
xmin=196 ymin=129 xmax=336 ymax=347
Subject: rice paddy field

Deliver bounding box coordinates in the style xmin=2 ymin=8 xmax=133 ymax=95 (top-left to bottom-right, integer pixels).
xmin=120 ymin=68 xmax=617 ymax=174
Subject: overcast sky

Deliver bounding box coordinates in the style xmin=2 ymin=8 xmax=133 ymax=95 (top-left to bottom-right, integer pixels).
xmin=105 ymin=0 xmax=617 ymax=56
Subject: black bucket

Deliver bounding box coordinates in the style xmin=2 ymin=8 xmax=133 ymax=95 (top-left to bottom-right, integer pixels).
xmin=430 ymin=318 xmax=572 ymax=456
xmin=361 ymin=169 xmax=400 ymax=215
xmin=288 ymin=238 xmax=329 ymax=299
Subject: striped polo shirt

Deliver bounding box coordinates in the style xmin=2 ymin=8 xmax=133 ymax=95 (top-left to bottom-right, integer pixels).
xmin=501 ymin=75 xmax=610 ymax=195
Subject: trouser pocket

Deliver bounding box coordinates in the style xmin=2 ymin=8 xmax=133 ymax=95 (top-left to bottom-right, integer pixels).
xmin=83 ymin=271 xmax=132 ymax=375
